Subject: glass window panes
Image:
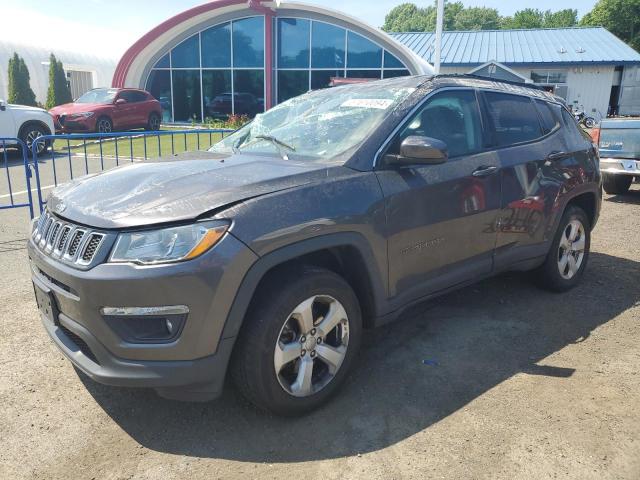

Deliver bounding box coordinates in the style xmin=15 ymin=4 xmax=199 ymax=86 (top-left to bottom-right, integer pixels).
xmin=171 ymin=35 xmax=199 ymax=68
xmin=203 ymin=70 xmax=232 ymax=119
xmin=531 ymin=70 xmax=567 ymax=83
xmin=383 ymin=69 xmax=410 ymax=79
xmin=311 ymin=22 xmax=345 ymax=68
xmin=145 ymin=70 xmax=172 ymax=122
xmin=547 ymin=71 xmax=567 ymax=83
xmin=393 ymin=90 xmax=483 ymax=158
xmin=201 ymin=23 xmax=231 ymax=68
xmin=233 ymin=17 xmax=264 ymax=68
xmin=347 ymin=31 xmax=382 ymax=68
xmin=278 ymin=18 xmax=310 ymax=68
xmin=153 ymin=53 xmax=170 ymax=69
xmin=484 ymin=92 xmax=542 ymax=146
xmin=534 ymin=99 xmax=560 ymax=134
xmin=172 ymin=70 xmax=202 ymax=122
xmin=384 ymin=51 xmax=404 ymax=69
xmin=311 ymin=70 xmax=342 ymax=90
xmin=234 ymin=70 xmax=264 ymax=116
xmin=278 ymin=70 xmax=309 ymax=103
xmin=346 ymin=70 xmax=382 ymax=79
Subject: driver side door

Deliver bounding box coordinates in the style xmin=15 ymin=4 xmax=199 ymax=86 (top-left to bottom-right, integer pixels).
xmin=375 ymin=88 xmax=502 ymax=307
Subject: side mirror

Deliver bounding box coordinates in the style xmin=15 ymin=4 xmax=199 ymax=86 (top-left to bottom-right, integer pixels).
xmin=385 ymin=136 xmax=448 ymax=166
xmin=0 ymin=100 xmax=5 ymax=111
xmin=115 ymin=98 xmax=127 ymax=105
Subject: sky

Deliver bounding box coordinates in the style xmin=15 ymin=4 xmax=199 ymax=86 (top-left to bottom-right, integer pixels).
xmin=2 ymin=0 xmax=599 ymax=59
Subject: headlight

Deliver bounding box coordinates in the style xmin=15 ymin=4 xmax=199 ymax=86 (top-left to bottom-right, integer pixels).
xmin=70 ymin=112 xmax=95 ymax=118
xmin=109 ymin=222 xmax=229 ymax=265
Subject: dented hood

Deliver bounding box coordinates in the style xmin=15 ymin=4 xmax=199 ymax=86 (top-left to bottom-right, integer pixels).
xmin=47 ymin=153 xmax=329 ymax=229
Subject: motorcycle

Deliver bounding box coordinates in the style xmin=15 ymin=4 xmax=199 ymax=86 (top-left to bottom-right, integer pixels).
xmin=572 ymin=105 xmax=597 ymax=128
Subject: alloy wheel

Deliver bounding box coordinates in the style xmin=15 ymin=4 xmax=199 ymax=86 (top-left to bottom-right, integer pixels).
xmin=557 ymin=219 xmax=586 ymax=279
xmin=274 ymin=295 xmax=349 ymax=397
xmin=97 ymin=119 xmax=112 ymax=133
xmin=25 ymin=130 xmax=45 ymax=154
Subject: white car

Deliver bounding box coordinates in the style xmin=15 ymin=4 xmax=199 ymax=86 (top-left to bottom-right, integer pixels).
xmin=0 ymin=99 xmax=55 ymax=154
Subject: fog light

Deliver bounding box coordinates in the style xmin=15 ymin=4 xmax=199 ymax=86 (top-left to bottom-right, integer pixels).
xmin=100 ymin=306 xmax=188 ymax=344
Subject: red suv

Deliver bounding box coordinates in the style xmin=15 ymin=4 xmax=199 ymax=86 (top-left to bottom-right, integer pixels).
xmin=49 ymin=88 xmax=162 ymax=134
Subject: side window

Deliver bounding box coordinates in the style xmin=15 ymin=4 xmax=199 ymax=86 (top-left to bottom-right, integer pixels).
xmin=560 ymin=107 xmax=591 ymax=145
xmin=390 ymin=90 xmax=483 ymax=158
xmin=484 ymin=92 xmax=543 ymax=146
xmin=119 ymin=91 xmax=146 ymax=103
xmin=534 ymin=99 xmax=560 ymax=135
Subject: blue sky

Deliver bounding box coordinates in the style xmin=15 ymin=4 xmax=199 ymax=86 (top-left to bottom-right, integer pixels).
xmin=5 ymin=0 xmax=599 ymax=58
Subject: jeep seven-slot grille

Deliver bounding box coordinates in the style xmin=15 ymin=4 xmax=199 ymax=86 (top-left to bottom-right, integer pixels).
xmin=32 ymin=210 xmax=106 ymax=267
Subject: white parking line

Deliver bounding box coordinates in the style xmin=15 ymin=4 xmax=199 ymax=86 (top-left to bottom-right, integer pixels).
xmin=0 ymin=184 xmax=55 ymax=200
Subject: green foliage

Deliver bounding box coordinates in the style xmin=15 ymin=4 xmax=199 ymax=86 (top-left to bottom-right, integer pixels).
xmin=453 ymin=7 xmax=501 ymax=30
xmin=543 ymin=9 xmax=579 ymax=28
xmin=7 ymin=53 xmax=37 ymax=106
xmin=581 ymin=0 xmax=640 ymax=51
xmin=45 ymin=54 xmax=72 ymax=110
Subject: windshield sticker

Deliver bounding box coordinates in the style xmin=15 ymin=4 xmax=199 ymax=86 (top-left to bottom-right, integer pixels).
xmin=341 ymin=99 xmax=394 ymax=110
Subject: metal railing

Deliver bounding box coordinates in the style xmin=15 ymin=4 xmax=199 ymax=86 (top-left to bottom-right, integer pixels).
xmin=30 ymin=129 xmax=234 ymax=214
xmin=0 ymin=137 xmax=38 ymax=218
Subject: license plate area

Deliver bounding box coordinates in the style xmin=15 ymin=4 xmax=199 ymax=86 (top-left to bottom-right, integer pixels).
xmin=33 ymin=282 xmax=59 ymax=325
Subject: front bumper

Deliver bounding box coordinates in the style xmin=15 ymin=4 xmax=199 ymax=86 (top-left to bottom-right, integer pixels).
xmin=54 ymin=115 xmax=96 ymax=133
xmin=28 ymin=229 xmax=258 ymax=399
xmin=600 ymin=157 xmax=640 ymax=176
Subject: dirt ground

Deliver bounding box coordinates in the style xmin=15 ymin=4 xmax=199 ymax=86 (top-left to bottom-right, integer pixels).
xmin=1 ymin=187 xmax=639 ymax=480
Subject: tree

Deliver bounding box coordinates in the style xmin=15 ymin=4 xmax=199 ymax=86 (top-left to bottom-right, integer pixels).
xmin=7 ymin=53 xmax=37 ymax=106
xmin=454 ymin=7 xmax=501 ymax=30
xmin=45 ymin=54 xmax=72 ymax=109
xmin=581 ymin=0 xmax=640 ymax=51
xmin=502 ymin=9 xmax=544 ymax=29
xmin=543 ymin=9 xmax=578 ymax=28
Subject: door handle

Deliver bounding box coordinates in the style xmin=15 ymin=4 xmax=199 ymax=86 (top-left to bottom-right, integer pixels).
xmin=546 ymin=151 xmax=567 ymax=161
xmin=472 ymin=165 xmax=498 ymax=177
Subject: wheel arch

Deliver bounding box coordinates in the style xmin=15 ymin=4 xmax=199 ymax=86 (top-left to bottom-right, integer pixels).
xmin=18 ymin=120 xmax=51 ymax=138
xmin=565 ymin=191 xmax=598 ymax=229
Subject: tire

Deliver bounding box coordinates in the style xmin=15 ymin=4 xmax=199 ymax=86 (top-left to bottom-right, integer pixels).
xmin=584 ymin=117 xmax=596 ymax=128
xmin=19 ymin=123 xmax=49 ymax=155
xmin=602 ymin=174 xmax=632 ymax=195
xmin=95 ymin=116 xmax=113 ymax=134
xmin=535 ymin=206 xmax=590 ymax=292
xmin=146 ymin=112 xmax=161 ymax=131
xmin=231 ymin=265 xmax=362 ymax=416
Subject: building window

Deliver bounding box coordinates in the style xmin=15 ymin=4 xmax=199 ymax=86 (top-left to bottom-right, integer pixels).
xmin=233 ymin=16 xmax=264 ymax=68
xmin=172 ymin=70 xmax=201 ymax=122
xmin=201 ymin=23 xmax=231 ymax=68
xmin=312 ymin=22 xmax=345 ymax=68
xmin=171 ymin=35 xmax=200 ymax=68
xmin=278 ymin=18 xmax=310 ymax=68
xmin=234 ymin=70 xmax=265 ymax=116
xmin=145 ymin=70 xmax=172 ymax=122
xmin=531 ymin=70 xmax=567 ymax=84
xmin=203 ymin=70 xmax=232 ymax=118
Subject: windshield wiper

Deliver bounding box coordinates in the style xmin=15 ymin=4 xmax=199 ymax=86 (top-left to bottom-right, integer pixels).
xmin=255 ymin=134 xmax=296 ymax=160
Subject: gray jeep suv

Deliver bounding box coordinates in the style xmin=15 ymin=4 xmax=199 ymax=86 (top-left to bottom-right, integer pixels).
xmin=28 ymin=75 xmax=601 ymax=415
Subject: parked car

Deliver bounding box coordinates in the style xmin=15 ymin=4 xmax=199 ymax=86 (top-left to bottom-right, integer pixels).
xmin=0 ymin=99 xmax=54 ymax=154
xmin=49 ymin=88 xmax=162 ymax=134
xmin=29 ymin=76 xmax=601 ymax=416
xmin=593 ymin=118 xmax=640 ymax=194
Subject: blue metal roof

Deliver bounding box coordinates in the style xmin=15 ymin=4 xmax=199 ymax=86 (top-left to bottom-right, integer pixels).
xmin=391 ymin=27 xmax=640 ymax=66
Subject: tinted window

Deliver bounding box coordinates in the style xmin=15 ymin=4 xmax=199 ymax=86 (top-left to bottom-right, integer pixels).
xmin=278 ymin=70 xmax=309 ymax=103
xmin=233 ymin=17 xmax=264 ymax=68
xmin=311 ymin=22 xmax=345 ymax=68
xmin=484 ymin=92 xmax=542 ymax=146
xmin=153 ymin=53 xmax=170 ymax=69
xmin=384 ymin=51 xmax=405 ymax=69
xmin=534 ymin=99 xmax=560 ymax=134
xmin=171 ymin=35 xmax=199 ymax=68
xmin=278 ymin=18 xmax=310 ymax=68
xmin=172 ymin=70 xmax=202 ymax=122
xmin=122 ymin=91 xmax=147 ymax=103
xmin=146 ymin=71 xmax=171 ymax=121
xmin=347 ymin=32 xmax=382 ymax=68
xmin=201 ymin=23 xmax=231 ymax=68
xmin=561 ymin=107 xmax=590 ymax=145
xmin=234 ymin=70 xmax=264 ymax=116
xmin=203 ymin=70 xmax=232 ymax=118
xmin=393 ymin=90 xmax=483 ymax=158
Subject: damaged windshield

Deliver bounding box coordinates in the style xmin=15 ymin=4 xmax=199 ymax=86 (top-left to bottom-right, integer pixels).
xmin=209 ymin=81 xmax=416 ymax=160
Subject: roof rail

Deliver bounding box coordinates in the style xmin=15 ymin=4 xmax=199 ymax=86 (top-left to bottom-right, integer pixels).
xmin=435 ymin=73 xmax=547 ymax=91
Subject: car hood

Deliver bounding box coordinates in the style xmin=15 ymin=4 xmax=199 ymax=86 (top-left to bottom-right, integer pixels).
xmin=9 ymin=103 xmax=48 ymax=114
xmin=47 ymin=153 xmax=336 ymax=229
xmin=49 ymin=103 xmax=105 ymax=115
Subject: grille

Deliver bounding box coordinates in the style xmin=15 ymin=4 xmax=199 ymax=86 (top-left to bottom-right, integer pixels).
xmin=58 ymin=324 xmax=100 ymax=365
xmin=32 ymin=209 xmax=107 ymax=267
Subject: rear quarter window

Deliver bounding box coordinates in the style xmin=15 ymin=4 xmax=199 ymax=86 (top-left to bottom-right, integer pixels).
xmin=484 ymin=92 xmax=543 ymax=147
xmin=534 ymin=99 xmax=560 ymax=134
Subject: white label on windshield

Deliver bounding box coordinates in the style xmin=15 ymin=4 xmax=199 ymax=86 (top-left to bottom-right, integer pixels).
xmin=341 ymin=99 xmax=394 ymax=110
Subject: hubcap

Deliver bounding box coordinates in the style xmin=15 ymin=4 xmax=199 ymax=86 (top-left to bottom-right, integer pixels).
xmin=274 ymin=295 xmax=349 ymax=397
xmin=557 ymin=219 xmax=586 ymax=280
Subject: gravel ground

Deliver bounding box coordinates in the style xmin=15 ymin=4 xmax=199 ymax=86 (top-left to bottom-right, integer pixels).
xmin=1 ymin=187 xmax=639 ymax=480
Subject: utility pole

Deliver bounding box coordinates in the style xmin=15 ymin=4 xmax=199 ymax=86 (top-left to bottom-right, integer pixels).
xmin=434 ymin=0 xmax=444 ymax=74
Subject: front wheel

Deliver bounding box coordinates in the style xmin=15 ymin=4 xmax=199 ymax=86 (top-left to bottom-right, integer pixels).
xmin=602 ymin=174 xmax=632 ymax=195
xmin=535 ymin=206 xmax=590 ymax=292
xmin=19 ymin=124 xmax=48 ymax=155
xmin=96 ymin=116 xmax=113 ymax=134
xmin=231 ymin=266 xmax=362 ymax=416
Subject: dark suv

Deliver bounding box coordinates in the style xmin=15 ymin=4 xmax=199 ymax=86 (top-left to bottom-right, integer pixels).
xmin=29 ymin=76 xmax=601 ymax=415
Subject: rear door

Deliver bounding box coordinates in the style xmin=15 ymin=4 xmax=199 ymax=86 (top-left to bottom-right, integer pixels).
xmin=375 ymin=88 xmax=502 ymax=306
xmin=114 ymin=91 xmax=139 ymax=129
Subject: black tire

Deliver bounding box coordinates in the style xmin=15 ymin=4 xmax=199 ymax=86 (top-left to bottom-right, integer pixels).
xmin=231 ymin=265 xmax=362 ymax=416
xmin=146 ymin=112 xmax=161 ymax=131
xmin=95 ymin=116 xmax=113 ymax=134
xmin=602 ymin=174 xmax=632 ymax=195
xmin=18 ymin=123 xmax=49 ymax=155
xmin=535 ymin=206 xmax=591 ymax=292
xmin=584 ymin=117 xmax=596 ymax=129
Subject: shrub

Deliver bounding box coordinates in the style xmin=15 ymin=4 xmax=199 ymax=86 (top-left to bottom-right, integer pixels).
xmin=45 ymin=54 xmax=72 ymax=109
xmin=7 ymin=53 xmax=37 ymax=106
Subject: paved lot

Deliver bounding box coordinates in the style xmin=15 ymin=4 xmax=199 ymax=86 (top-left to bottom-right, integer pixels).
xmin=0 ymin=186 xmax=639 ymax=480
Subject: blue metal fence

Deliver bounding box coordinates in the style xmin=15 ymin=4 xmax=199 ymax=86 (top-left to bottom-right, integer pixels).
xmin=0 ymin=137 xmax=38 ymax=218
xmin=30 ymin=129 xmax=234 ymax=214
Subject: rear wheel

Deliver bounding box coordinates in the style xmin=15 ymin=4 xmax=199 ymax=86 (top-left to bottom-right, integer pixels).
xmin=602 ymin=173 xmax=632 ymax=195
xmin=535 ymin=206 xmax=590 ymax=292
xmin=146 ymin=112 xmax=161 ymax=131
xmin=231 ymin=265 xmax=362 ymax=416
xmin=96 ymin=116 xmax=113 ymax=134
